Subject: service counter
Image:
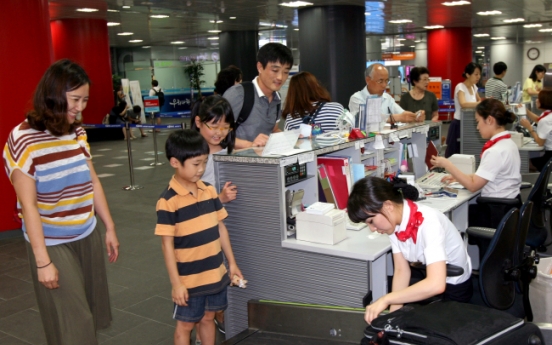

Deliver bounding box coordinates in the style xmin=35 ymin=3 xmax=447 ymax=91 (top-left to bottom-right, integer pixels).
xmin=214 ymin=122 xmax=446 ymax=338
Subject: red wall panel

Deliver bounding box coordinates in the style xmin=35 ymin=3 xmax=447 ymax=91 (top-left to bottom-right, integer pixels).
xmin=427 ymin=28 xmax=473 ymax=91
xmin=0 ymin=0 xmax=53 ymax=232
xmin=50 ymin=18 xmax=113 ymax=125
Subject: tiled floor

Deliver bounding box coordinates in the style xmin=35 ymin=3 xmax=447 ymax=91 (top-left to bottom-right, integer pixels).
xmin=0 ymin=121 xmax=225 ymax=344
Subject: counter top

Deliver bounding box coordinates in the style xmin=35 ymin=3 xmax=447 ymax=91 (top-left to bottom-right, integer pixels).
xmin=282 ymin=228 xmax=391 ymax=261
xmin=519 ymin=142 xmax=544 ymax=151
xmin=213 ymin=121 xmax=439 ymax=164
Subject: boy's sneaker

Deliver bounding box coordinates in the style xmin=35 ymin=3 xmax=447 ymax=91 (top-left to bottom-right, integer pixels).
xmin=214 ymin=318 xmax=225 ymax=334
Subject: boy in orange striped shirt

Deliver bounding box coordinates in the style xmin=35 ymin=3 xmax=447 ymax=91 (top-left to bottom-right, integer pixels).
xmin=155 ymin=129 xmax=243 ymax=345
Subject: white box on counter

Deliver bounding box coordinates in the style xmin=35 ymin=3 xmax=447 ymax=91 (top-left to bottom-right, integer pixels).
xmin=296 ymin=209 xmax=347 ymax=245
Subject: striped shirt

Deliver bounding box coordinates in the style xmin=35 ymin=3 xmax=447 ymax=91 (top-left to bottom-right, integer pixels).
xmin=284 ymin=102 xmax=345 ymax=132
xmin=155 ymin=177 xmax=229 ymax=297
xmin=3 ymin=121 xmax=96 ymax=246
xmin=484 ymin=77 xmax=508 ymax=102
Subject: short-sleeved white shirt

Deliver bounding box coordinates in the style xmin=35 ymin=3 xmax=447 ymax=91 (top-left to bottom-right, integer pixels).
xmin=389 ymin=200 xmax=472 ymax=285
xmin=453 ymin=83 xmax=477 ymax=120
xmin=348 ymin=87 xmax=405 ymax=120
xmin=536 ymin=110 xmax=552 ymax=151
xmin=476 ymin=132 xmax=521 ymax=198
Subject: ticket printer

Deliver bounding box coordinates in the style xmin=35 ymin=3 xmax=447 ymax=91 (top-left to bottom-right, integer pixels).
xmin=296 ymin=202 xmax=347 ymax=245
xmin=448 ymin=154 xmax=475 ymax=175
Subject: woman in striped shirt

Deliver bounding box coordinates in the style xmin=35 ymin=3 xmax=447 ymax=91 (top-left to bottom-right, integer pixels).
xmin=3 ymin=59 xmax=119 ymax=345
xmin=282 ymin=71 xmax=344 ymax=135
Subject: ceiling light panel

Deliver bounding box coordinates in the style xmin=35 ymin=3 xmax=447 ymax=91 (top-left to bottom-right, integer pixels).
xmin=477 ymin=10 xmax=502 ymax=16
xmin=279 ymin=1 xmax=314 ymax=7
xmin=150 ymin=15 xmax=169 ymax=18
xmin=503 ymin=18 xmax=524 ymax=23
xmin=389 ymin=19 xmax=412 ymax=24
xmin=442 ymin=1 xmax=470 ymax=6
xmin=118 ymin=32 xmax=133 ymax=36
xmin=473 ymin=33 xmax=489 ymax=37
xmin=76 ymin=8 xmax=98 ymax=12
xmin=107 ymin=22 xmax=120 ymax=26
xmin=525 ymin=24 xmax=543 ymax=28
xmin=424 ymin=25 xmax=444 ymax=29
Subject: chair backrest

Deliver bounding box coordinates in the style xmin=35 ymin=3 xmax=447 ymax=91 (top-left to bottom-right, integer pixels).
xmin=515 ymin=201 xmax=533 ymax=266
xmin=479 ymin=208 xmax=519 ymax=310
xmin=526 ymin=159 xmax=552 ymax=248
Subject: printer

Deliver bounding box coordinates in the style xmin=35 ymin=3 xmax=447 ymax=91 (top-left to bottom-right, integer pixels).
xmin=296 ymin=203 xmax=347 ymax=245
xmin=448 ymin=154 xmax=475 ymax=175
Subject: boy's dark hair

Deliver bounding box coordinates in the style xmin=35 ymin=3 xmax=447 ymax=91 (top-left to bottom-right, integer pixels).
xmin=152 ymin=80 xmax=159 ymax=87
xmin=493 ymin=62 xmax=507 ymax=75
xmin=133 ymin=105 xmax=141 ymax=113
xmin=347 ymin=177 xmax=418 ymax=224
xmin=475 ymin=99 xmax=515 ymax=126
xmin=257 ymin=43 xmax=293 ymax=69
xmin=529 ymin=64 xmax=546 ymax=82
xmin=191 ymin=95 xmax=236 ymax=154
xmin=27 ymin=59 xmax=90 ymax=136
xmin=165 ymin=129 xmax=209 ymax=164
xmin=214 ymin=65 xmax=243 ymax=95
xmin=409 ymin=66 xmax=430 ymax=86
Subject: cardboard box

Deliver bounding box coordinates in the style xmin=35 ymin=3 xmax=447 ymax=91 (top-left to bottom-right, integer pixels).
xmin=296 ymin=209 xmax=347 ymax=245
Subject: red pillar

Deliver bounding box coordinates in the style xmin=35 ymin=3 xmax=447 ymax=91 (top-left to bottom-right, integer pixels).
xmin=427 ymin=28 xmax=472 ymax=90
xmin=0 ymin=0 xmax=54 ymax=232
xmin=50 ymin=18 xmax=112 ymax=125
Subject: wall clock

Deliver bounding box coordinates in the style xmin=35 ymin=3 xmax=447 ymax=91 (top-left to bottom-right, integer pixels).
xmin=527 ymin=47 xmax=540 ymax=60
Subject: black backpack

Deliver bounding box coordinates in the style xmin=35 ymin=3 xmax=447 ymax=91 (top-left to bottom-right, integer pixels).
xmin=153 ymin=88 xmax=165 ymax=107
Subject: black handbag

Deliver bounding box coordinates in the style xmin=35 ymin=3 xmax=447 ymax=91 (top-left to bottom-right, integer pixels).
xmin=363 ymin=301 xmax=528 ymax=345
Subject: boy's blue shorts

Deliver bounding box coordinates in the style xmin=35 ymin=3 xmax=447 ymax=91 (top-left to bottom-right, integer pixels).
xmin=172 ymin=286 xmax=228 ymax=323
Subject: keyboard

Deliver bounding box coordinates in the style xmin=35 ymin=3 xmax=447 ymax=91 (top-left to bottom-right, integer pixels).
xmin=416 ymin=172 xmax=450 ymax=190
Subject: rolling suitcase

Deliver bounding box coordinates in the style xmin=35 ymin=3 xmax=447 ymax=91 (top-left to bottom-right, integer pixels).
xmin=361 ymin=300 xmax=544 ymax=345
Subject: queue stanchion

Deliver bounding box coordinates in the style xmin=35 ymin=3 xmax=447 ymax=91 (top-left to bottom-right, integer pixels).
xmin=123 ymin=122 xmax=143 ymax=191
xmin=150 ymin=120 xmax=164 ymax=166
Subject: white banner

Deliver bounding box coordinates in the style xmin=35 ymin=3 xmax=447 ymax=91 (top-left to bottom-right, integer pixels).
xmin=129 ymin=80 xmax=145 ymax=123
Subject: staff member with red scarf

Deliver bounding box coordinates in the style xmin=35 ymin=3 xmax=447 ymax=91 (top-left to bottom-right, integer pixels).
xmin=520 ymin=89 xmax=552 ymax=172
xmin=431 ymin=99 xmax=521 ymax=227
xmin=348 ymin=177 xmax=473 ymax=324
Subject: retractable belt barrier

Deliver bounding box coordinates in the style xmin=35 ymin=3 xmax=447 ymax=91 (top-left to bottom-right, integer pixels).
xmin=83 ymin=121 xmax=186 ymax=191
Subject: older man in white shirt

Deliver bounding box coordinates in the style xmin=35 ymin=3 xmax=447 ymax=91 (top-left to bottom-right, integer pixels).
xmin=349 ymin=63 xmax=419 ymax=123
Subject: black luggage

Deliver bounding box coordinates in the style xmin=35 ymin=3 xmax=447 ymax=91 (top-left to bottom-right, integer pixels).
xmin=361 ymin=301 xmax=544 ymax=345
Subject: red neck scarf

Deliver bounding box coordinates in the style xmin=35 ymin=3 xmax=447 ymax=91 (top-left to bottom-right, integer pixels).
xmin=480 ymin=133 xmax=511 ymax=158
xmin=538 ymin=110 xmax=552 ymax=122
xmin=395 ymin=200 xmax=424 ymax=244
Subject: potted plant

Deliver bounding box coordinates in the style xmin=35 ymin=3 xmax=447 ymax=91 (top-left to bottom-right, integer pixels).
xmin=184 ymin=61 xmax=205 ymax=99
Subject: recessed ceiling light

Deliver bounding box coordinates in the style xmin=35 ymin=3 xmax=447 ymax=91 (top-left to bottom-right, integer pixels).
xmin=526 ymin=40 xmax=543 ymax=43
xmin=410 ymin=45 xmax=415 ymax=47
xmin=365 ymin=12 xmax=370 ymax=15
xmin=207 ymin=36 xmax=219 ymax=40
xmin=208 ymin=30 xmax=221 ymax=33
xmin=76 ymin=8 xmax=98 ymax=12
xmin=477 ymin=46 xmax=485 ymax=49
xmin=389 ymin=19 xmax=412 ymax=24
xmin=129 ymin=39 xmax=143 ymax=43
xmin=107 ymin=9 xmax=119 ymax=12
xmin=396 ymin=44 xmax=404 ymax=46
xmin=524 ymin=24 xmax=542 ymax=28
xmin=211 ymin=42 xmax=219 ymax=46
xmin=118 ymin=32 xmax=133 ymax=36
xmin=442 ymin=1 xmax=470 ymax=5
xmin=539 ymin=28 xmax=552 ymax=32
xmin=397 ymin=38 xmax=406 ymax=41
xmin=475 ymin=50 xmax=482 ymax=53
xmin=209 ymin=20 xmax=223 ymax=23
xmin=178 ymin=47 xmax=188 ymax=49
xmin=171 ymin=41 xmax=184 ymax=44
xmin=503 ymin=18 xmax=525 ymax=23
xmin=477 ymin=10 xmax=502 ymax=16
xmin=424 ymin=25 xmax=444 ymax=29
xmin=230 ymin=17 xmax=236 ymax=19
xmin=150 ymin=15 xmax=169 ymax=18
xmin=491 ymin=36 xmax=506 ymax=40
xmin=279 ymin=1 xmax=314 ymax=7
xmin=142 ymin=46 xmax=151 ymax=48
xmin=107 ymin=22 xmax=120 ymax=26
xmin=122 ymin=6 xmax=130 ymax=8
xmin=414 ymin=39 xmax=421 ymax=43
xmin=294 ymin=28 xmax=299 ymax=31
xmin=473 ymin=33 xmax=490 ymax=37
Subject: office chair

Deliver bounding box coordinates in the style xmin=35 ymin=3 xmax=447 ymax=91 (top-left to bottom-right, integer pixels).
xmin=525 ymin=159 xmax=552 ymax=252
xmin=477 ymin=208 xmax=519 ymax=311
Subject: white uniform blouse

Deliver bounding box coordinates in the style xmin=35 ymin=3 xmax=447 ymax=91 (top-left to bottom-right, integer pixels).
xmin=536 ymin=111 xmax=552 ymax=151
xmin=389 ymin=200 xmax=472 ymax=285
xmin=476 ymin=132 xmax=521 ymax=198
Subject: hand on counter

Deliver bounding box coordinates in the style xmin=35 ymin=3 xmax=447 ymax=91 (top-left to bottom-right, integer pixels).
xmin=252 ymin=133 xmax=269 ymax=147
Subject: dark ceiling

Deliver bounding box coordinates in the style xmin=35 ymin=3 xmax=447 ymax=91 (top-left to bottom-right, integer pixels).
xmin=48 ymin=0 xmax=552 ymax=49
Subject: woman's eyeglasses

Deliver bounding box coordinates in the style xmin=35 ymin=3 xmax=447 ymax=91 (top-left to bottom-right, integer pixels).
xmin=203 ymin=122 xmax=231 ymax=133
